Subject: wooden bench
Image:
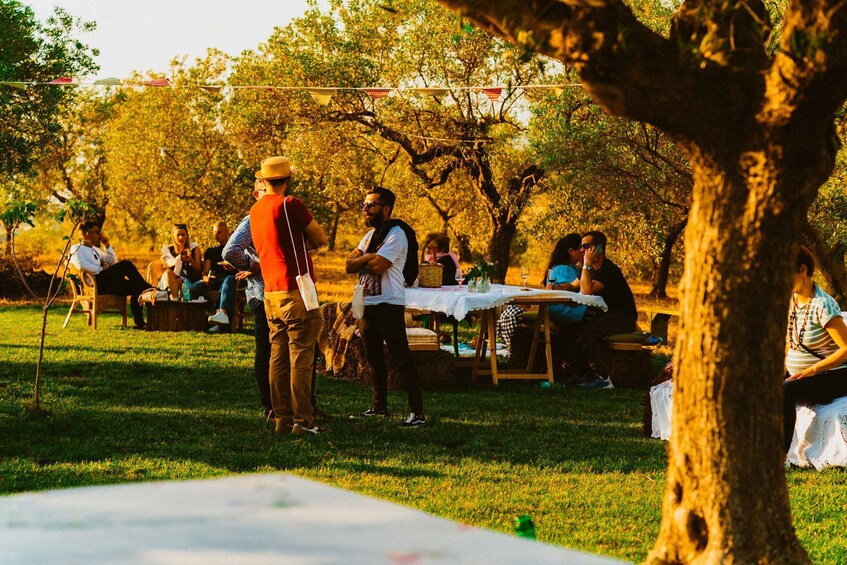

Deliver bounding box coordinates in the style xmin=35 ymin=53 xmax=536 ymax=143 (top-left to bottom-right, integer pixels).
xmin=642 ymin=307 xmax=680 ymax=343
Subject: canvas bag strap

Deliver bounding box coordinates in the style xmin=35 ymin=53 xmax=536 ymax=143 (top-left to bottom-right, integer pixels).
xmin=282 ymin=197 xmax=311 ymax=278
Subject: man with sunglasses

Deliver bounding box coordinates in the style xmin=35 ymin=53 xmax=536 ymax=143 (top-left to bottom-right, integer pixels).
xmin=571 ymin=231 xmax=638 ymax=389
xmin=345 ymin=187 xmax=425 ymax=427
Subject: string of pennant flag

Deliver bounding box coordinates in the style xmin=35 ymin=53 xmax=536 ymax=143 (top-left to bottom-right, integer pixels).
xmin=0 ymin=77 xmax=582 ymax=106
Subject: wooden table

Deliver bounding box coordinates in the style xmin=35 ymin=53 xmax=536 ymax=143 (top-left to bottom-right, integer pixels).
xmin=145 ymin=301 xmax=208 ymax=332
xmin=404 ymin=285 xmax=608 ymax=386
xmin=472 ymin=295 xmax=566 ymax=385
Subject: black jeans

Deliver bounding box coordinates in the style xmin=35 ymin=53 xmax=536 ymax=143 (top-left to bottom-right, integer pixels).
xmin=359 ymin=303 xmax=423 ymax=415
xmin=578 ymin=310 xmax=637 ymax=376
xmin=783 ymin=367 xmax=847 ymax=452
xmin=95 ymin=260 xmax=150 ymax=324
xmin=250 ymin=297 xmax=318 ymax=415
xmin=250 ymin=298 xmax=272 ymax=414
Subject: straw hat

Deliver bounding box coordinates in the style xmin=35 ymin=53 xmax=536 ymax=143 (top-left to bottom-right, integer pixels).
xmin=255 ymin=156 xmax=296 ymax=180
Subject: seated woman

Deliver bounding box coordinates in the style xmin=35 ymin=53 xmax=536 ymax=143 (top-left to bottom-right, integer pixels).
xmin=159 ymin=223 xmax=203 ymax=300
xmin=496 ymin=233 xmax=587 ymax=348
xmin=544 ymin=232 xmax=587 ymax=325
xmin=783 ymin=246 xmax=847 ymax=455
xmin=421 ymin=232 xmax=460 ymax=286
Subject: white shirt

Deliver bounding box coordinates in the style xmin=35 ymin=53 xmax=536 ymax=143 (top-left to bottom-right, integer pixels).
xmin=69 ymin=243 xmax=117 ymax=274
xmin=356 ymin=226 xmax=408 ymax=306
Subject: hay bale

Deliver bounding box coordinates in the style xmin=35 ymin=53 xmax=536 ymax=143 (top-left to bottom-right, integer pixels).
xmin=317 ymin=302 xmax=457 ymax=390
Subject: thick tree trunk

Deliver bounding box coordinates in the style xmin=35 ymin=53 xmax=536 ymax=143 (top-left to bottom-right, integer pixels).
xmin=650 ymin=218 xmax=687 ymax=299
xmin=327 ymin=203 xmax=342 ymax=252
xmin=647 ymin=144 xmax=821 ymax=564
xmin=454 ymin=232 xmax=472 ymax=263
xmin=486 ymin=217 xmax=516 ymax=283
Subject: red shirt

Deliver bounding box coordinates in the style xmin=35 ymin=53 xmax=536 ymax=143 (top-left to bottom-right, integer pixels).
xmin=250 ymin=195 xmax=315 ymax=292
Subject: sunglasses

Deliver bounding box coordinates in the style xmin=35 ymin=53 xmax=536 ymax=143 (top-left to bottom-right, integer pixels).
xmin=579 ymin=243 xmax=594 ymax=250
xmin=361 ymin=201 xmax=384 ymax=210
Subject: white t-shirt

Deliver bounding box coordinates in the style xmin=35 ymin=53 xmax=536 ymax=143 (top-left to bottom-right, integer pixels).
xmin=356 ymin=226 xmax=408 ymax=306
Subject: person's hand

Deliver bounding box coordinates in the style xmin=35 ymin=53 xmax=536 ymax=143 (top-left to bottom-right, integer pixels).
xmin=584 ymin=245 xmax=598 ymax=265
xmin=100 ymin=233 xmax=110 ymax=247
xmin=235 ymin=270 xmax=252 ymax=281
xmin=202 ymin=274 xmax=212 ymax=284
xmin=545 ymin=283 xmax=554 ymax=290
xmin=787 ymin=367 xmax=818 ymax=380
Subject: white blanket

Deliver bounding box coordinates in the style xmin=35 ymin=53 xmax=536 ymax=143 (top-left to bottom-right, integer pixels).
xmin=649 ymin=381 xmax=847 ymax=469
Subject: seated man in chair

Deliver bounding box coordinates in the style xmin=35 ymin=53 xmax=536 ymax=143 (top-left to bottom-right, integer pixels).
xmin=70 ymin=221 xmax=155 ymax=329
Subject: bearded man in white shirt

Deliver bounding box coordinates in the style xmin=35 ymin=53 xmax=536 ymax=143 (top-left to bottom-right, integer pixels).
xmin=69 ymin=221 xmax=155 ymax=329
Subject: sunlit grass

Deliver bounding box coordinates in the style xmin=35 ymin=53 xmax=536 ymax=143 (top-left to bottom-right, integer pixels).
xmin=0 ymin=276 xmax=841 ymax=563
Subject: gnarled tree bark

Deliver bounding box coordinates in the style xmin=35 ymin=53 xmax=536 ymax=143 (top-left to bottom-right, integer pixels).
xmin=435 ymin=0 xmax=847 ymax=562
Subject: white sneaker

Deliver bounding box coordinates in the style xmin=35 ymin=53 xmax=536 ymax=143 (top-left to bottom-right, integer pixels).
xmin=208 ymin=309 xmax=230 ymax=324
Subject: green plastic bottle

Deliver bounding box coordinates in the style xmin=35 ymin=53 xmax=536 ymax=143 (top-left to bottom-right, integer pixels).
xmin=515 ymin=515 xmax=536 ymax=539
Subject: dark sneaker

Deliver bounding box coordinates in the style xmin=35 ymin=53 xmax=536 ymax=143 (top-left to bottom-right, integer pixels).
xmin=292 ymin=423 xmax=320 ymax=435
xmin=578 ymin=377 xmax=613 ymax=390
xmin=132 ymin=321 xmax=146 ymax=330
xmin=401 ymin=413 xmax=426 ymax=427
xmin=361 ymin=408 xmax=389 ymax=417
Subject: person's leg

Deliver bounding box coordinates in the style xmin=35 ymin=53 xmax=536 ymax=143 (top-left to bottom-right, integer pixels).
xmin=578 ymin=311 xmax=637 ymax=377
xmin=250 ymin=298 xmax=272 ymax=416
xmin=359 ymin=304 xmax=389 ymax=413
xmin=264 ymin=292 xmax=293 ymax=431
xmin=95 ymin=261 xmax=149 ymax=325
xmin=381 ymin=304 xmax=424 ymax=416
xmin=189 ymin=279 xmax=209 ymax=301
xmin=219 ymin=275 xmax=236 ymax=314
xmin=165 ymin=271 xmax=181 ymax=300
xmin=283 ymin=296 xmax=322 ymax=429
xmin=783 ymin=368 xmax=847 ymax=451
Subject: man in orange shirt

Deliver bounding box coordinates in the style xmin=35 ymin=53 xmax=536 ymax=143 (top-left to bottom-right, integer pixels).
xmin=250 ymin=156 xmax=328 ymax=435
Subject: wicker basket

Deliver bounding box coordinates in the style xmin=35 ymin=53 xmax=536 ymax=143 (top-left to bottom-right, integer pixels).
xmin=418 ymin=263 xmax=444 ymax=288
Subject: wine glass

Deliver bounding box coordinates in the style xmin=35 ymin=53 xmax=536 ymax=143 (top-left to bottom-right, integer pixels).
xmin=520 ymin=266 xmax=530 ymax=290
xmin=547 ymin=269 xmax=554 ymax=287
xmin=455 ymin=268 xmax=465 ymax=290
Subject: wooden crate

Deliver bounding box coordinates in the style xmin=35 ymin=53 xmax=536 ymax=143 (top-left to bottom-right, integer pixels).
xmin=145 ymin=301 xmax=208 ymax=332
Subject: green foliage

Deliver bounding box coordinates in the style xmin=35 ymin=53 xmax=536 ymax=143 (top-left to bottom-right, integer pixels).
xmin=0 ymin=1 xmax=98 ymax=178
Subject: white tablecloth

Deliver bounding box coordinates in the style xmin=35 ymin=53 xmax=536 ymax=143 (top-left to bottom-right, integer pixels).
xmin=0 ymin=473 xmax=626 ymax=564
xmin=405 ymin=284 xmax=608 ymax=321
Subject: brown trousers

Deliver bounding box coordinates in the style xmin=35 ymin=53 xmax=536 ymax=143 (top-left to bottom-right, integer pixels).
xmin=264 ymin=290 xmax=323 ymax=428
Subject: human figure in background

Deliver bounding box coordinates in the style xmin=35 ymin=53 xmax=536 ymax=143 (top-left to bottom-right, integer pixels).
xmin=783 ymin=245 xmax=847 ymax=455
xmin=496 ymin=233 xmax=587 ymax=349
xmin=572 ymin=230 xmax=637 ymax=389
xmin=250 ymin=156 xmax=327 ymax=435
xmin=69 ymin=221 xmax=156 ymax=329
xmin=189 ymin=221 xmax=237 ymax=332
xmin=345 ymin=186 xmax=425 ymax=427
xmin=543 ymin=233 xmax=588 ymax=325
xmin=159 ymin=223 xmax=203 ymax=300
xmin=421 ymin=232 xmax=459 ymax=286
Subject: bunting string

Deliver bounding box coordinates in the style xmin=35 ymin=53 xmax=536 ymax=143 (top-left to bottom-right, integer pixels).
xmin=0 ymin=77 xmax=584 ymax=108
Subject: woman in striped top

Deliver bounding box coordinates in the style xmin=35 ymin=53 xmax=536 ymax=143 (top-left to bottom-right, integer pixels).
xmin=783 ymin=246 xmax=847 ymax=452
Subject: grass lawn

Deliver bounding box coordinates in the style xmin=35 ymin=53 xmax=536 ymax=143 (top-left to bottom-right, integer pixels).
xmin=1 ymin=304 xmax=845 ymax=563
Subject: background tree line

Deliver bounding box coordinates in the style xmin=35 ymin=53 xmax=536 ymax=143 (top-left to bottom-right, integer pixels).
xmin=2 ymin=0 xmax=847 ymax=300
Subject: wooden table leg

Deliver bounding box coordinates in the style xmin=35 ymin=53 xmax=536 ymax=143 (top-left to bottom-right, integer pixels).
xmin=542 ymin=305 xmax=554 ymax=383
xmin=527 ymin=306 xmax=543 ymax=372
xmin=471 ymin=310 xmax=487 ymax=381
xmin=487 ymin=308 xmax=499 ymax=386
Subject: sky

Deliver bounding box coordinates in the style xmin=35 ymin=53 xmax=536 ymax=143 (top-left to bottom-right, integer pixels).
xmin=25 ymin=0 xmax=315 ymax=79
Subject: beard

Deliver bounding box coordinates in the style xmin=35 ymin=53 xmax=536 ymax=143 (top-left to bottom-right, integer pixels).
xmin=364 ymin=214 xmax=381 ymax=228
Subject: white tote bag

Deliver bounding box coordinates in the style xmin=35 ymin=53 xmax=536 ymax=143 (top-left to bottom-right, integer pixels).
xmin=283 ymin=199 xmax=320 ymax=311
xmin=352 ymin=283 xmax=365 ymax=319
